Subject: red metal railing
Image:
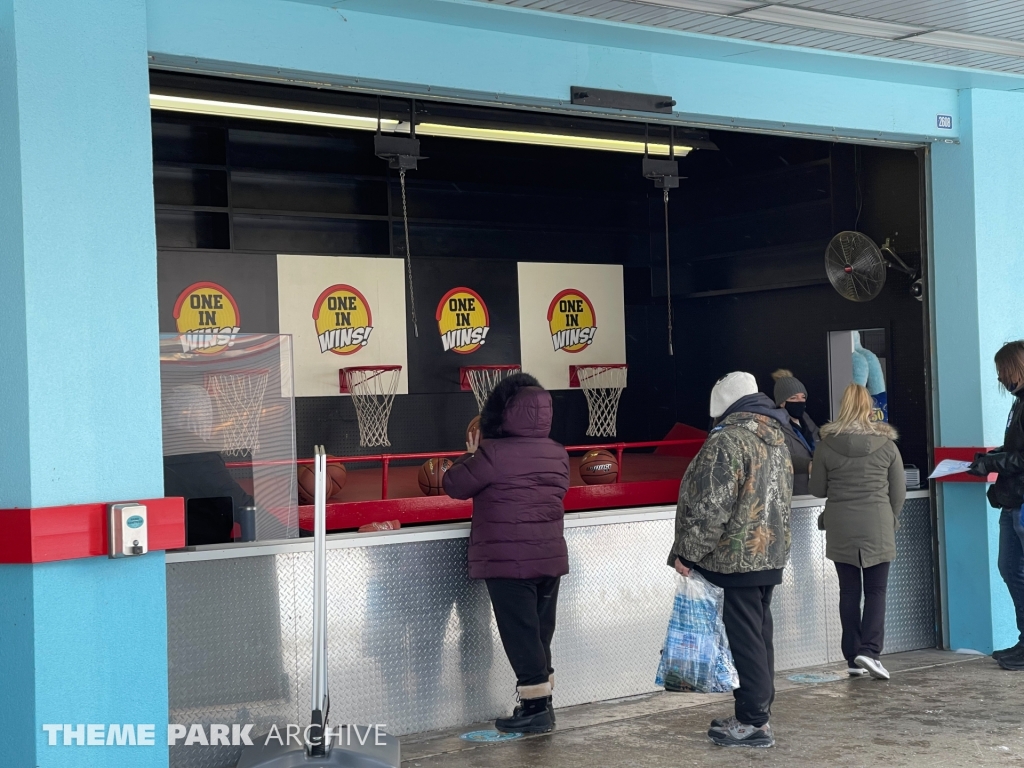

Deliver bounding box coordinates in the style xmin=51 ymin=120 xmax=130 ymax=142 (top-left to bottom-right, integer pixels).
xmin=227 ymin=438 xmax=705 ymax=501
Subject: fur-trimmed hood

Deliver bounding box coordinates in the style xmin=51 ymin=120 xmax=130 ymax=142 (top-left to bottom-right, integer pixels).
xmin=480 ymin=373 xmax=552 ymax=439
xmin=444 ymin=371 xmax=569 ymax=580
xmin=818 ymin=419 xmax=898 ymax=459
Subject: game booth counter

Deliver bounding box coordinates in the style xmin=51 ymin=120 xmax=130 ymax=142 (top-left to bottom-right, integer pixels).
xmin=153 ymin=100 xmax=942 ymax=768
xmin=148 ymin=70 xmax=947 ymax=767
xmin=287 ymin=438 xmax=705 ymax=533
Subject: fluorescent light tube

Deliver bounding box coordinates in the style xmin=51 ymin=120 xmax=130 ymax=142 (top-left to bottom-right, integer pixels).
xmin=417 ymin=122 xmax=688 ymax=155
xmin=150 ymin=94 xmax=689 ymax=156
xmin=150 ymin=94 xmax=400 ymax=131
xmin=907 ymin=30 xmax=1024 ymax=58
xmin=735 ymin=5 xmax=926 ymax=40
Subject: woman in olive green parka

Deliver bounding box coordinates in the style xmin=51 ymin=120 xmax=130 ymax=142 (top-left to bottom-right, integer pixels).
xmin=809 ymin=383 xmax=905 ymax=680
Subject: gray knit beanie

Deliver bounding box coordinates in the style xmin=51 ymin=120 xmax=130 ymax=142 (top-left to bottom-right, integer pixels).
xmin=772 ymin=369 xmax=807 ymax=405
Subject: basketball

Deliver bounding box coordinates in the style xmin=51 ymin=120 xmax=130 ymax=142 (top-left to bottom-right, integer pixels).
xmin=466 ymin=415 xmax=481 ymax=445
xmin=579 ymin=449 xmax=618 ymax=485
xmin=418 ymin=457 xmax=453 ymax=496
xmin=297 ymin=459 xmax=348 ymax=504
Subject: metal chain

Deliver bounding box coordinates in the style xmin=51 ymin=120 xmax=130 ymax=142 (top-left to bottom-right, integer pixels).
xmin=399 ymin=169 xmax=419 ymax=337
xmin=664 ymin=188 xmax=674 ymax=356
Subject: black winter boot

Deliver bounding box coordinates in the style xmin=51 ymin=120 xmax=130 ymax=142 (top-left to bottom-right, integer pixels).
xmin=993 ymin=641 xmax=1024 ymax=660
xmin=998 ymin=653 xmax=1024 ymax=671
xmin=495 ymin=696 xmax=554 ymax=734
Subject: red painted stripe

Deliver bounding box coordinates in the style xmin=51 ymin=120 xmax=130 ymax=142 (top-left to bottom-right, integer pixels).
xmin=0 ymin=498 xmax=185 ymax=563
xmin=303 ymin=479 xmax=683 ymax=532
xmin=564 ymin=479 xmax=681 ymax=510
xmin=933 ymin=447 xmax=996 ymax=483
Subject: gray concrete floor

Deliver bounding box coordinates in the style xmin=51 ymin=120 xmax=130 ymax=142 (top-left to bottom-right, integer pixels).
xmin=401 ymin=650 xmax=1024 ymax=767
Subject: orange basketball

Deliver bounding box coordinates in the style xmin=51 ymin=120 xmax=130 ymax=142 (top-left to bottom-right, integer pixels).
xmin=325 ymin=463 xmax=348 ymax=499
xmin=579 ymin=449 xmax=618 ymax=485
xmin=297 ymin=459 xmax=348 ymax=504
xmin=466 ymin=415 xmax=482 ymax=445
xmin=418 ymin=457 xmax=453 ymax=496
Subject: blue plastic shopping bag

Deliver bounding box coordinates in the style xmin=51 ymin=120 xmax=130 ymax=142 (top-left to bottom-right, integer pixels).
xmin=655 ymin=571 xmax=739 ymax=693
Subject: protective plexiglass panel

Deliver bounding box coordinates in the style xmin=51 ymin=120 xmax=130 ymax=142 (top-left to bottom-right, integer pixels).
xmin=167 ymin=498 xmax=935 ymax=768
xmin=160 ymin=333 xmax=298 ymax=541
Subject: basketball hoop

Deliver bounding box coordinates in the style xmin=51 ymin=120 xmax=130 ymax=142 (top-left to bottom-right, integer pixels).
xmin=206 ymin=370 xmax=270 ymax=456
xmin=340 ymin=366 xmax=402 ymax=447
xmin=460 ymin=365 xmax=521 ymax=412
xmin=571 ymin=364 xmax=627 ymax=438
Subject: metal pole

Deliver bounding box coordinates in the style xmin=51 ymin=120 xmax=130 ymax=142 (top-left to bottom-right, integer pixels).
xmin=399 ymin=169 xmax=419 ymax=338
xmin=309 ymin=446 xmax=330 ymax=755
xmin=664 ymin=189 xmax=674 ymax=357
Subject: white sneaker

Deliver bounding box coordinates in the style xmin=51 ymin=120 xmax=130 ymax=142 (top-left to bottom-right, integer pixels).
xmin=847 ymin=667 xmax=868 ymax=677
xmin=854 ymin=655 xmax=890 ymax=680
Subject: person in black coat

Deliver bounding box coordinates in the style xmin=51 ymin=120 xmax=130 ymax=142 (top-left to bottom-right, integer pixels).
xmin=444 ymin=373 xmax=569 ymax=735
xmin=970 ymin=341 xmax=1024 ymax=668
xmin=771 ymin=369 xmax=821 ymax=496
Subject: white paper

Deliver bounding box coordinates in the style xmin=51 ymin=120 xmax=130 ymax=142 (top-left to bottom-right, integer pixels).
xmin=928 ymin=459 xmax=973 ymax=479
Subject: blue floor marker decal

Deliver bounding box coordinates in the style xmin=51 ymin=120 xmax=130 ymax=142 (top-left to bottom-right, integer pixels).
xmin=460 ymin=730 xmax=524 ymax=742
xmin=787 ymin=671 xmax=845 ymax=683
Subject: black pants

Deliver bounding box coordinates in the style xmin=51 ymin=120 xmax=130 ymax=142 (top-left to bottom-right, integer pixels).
xmin=485 ymin=576 xmax=560 ymax=689
xmin=998 ymin=507 xmax=1024 ymax=645
xmin=835 ymin=561 xmax=891 ymax=664
xmin=721 ymin=586 xmax=775 ymax=728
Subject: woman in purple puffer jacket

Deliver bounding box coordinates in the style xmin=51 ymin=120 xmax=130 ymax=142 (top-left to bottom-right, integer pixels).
xmin=443 ymin=373 xmax=570 ymax=734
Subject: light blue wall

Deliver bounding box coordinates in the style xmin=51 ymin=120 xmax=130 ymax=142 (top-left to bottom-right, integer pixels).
xmin=0 ymin=566 xmax=36 ymax=766
xmin=0 ymin=558 xmax=169 ymax=767
xmin=971 ymin=90 xmax=1024 ymax=443
xmin=0 ymin=0 xmax=164 ymax=510
xmin=0 ymin=0 xmax=30 ymax=504
xmin=0 ymin=0 xmax=1020 ymax=758
xmin=33 ymin=557 xmax=170 ymax=766
xmin=0 ymin=1 xmax=168 ymax=765
xmin=931 ymin=88 xmax=1024 ymax=652
xmin=147 ymin=0 xmax=961 ymax=144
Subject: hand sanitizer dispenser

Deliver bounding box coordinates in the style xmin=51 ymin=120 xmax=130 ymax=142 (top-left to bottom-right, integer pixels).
xmin=108 ymin=503 xmax=148 ymax=558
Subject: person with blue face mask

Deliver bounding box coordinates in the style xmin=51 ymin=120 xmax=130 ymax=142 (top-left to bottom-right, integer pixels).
xmin=772 ymin=370 xmax=821 ymax=496
xmin=969 ymin=341 xmax=1024 ymax=669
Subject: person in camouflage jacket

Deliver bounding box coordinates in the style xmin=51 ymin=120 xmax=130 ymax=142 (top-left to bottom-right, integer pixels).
xmin=667 ymin=373 xmax=794 ymax=750
xmin=668 ymin=410 xmax=793 ymax=576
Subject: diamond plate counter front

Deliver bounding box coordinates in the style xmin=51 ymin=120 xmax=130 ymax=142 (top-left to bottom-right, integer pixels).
xmin=167 ymin=494 xmax=935 ymax=768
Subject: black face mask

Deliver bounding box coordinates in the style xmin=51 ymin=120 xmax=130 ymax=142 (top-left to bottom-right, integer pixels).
xmin=785 ymin=401 xmax=807 ymax=420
